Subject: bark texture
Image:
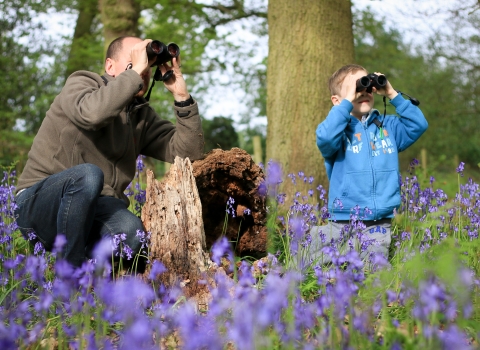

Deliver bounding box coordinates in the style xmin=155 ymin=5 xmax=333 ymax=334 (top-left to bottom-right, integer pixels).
xmin=65 ymin=0 xmax=99 ymax=78
xmin=267 ymin=0 xmax=355 ymax=199
xmin=141 ymin=157 xmax=211 ymax=301
xmin=99 ymin=0 xmax=141 ymax=54
xmin=192 ymin=148 xmax=267 ymax=258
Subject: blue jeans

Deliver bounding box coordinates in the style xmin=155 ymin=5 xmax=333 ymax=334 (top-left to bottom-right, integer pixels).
xmin=15 ymin=164 xmax=144 ymax=267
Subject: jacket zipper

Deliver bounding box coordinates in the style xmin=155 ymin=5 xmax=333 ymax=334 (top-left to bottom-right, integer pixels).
xmin=362 ymin=121 xmax=377 ymax=219
xmin=111 ymin=107 xmax=132 ymax=191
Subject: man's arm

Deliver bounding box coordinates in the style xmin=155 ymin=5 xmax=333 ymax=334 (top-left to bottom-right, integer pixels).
xmin=60 ymin=70 xmax=144 ymax=130
xmin=140 ymin=56 xmax=204 ymax=162
xmin=139 ymin=101 xmax=204 ymax=162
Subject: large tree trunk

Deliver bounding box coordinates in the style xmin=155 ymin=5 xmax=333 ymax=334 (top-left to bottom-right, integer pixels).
xmin=267 ymin=0 xmax=355 ymax=199
xmin=99 ymin=0 xmax=141 ymax=55
xmin=65 ymin=0 xmax=99 ymax=79
xmin=141 ymin=157 xmax=212 ymax=303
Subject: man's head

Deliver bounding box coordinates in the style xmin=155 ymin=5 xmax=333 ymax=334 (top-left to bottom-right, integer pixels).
xmin=329 ymin=64 xmax=374 ymax=118
xmin=105 ymin=36 xmax=151 ymax=97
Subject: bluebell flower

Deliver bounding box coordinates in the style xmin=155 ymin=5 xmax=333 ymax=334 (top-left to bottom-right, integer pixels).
xmin=52 ymin=234 xmax=67 ymax=254
xmin=136 ymin=155 xmax=146 ymax=172
xmin=438 ymin=325 xmax=471 ymax=349
xmin=211 ymin=236 xmax=233 ymax=268
xmin=149 ymin=261 xmax=167 ymax=280
xmin=225 ymin=197 xmax=236 ymax=218
xmin=456 ymin=161 xmax=465 ymax=176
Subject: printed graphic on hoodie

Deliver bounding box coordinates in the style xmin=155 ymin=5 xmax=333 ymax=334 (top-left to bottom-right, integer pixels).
xmin=345 ymin=128 xmax=395 ymax=157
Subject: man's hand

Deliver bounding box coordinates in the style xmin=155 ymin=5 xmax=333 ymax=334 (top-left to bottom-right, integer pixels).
xmin=159 ymin=57 xmax=190 ymax=101
xmin=130 ymin=39 xmax=155 ymax=76
xmin=372 ymin=72 xmax=398 ymax=100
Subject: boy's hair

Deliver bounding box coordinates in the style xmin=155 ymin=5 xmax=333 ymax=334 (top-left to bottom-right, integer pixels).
xmin=328 ymin=64 xmax=367 ymax=96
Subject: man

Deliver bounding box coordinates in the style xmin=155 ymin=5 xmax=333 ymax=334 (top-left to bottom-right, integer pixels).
xmin=15 ymin=37 xmax=204 ymax=267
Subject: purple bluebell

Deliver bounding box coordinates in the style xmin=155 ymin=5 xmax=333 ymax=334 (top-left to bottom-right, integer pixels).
xmin=225 ymin=197 xmax=236 ymax=218
xmin=211 ymin=236 xmax=233 ymax=269
xmin=148 ymin=261 xmax=167 ymax=280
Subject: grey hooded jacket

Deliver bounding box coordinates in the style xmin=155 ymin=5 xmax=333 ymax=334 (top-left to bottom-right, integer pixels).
xmin=16 ymin=69 xmax=204 ymax=204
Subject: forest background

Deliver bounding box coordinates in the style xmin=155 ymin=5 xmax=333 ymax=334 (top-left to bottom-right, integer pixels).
xmin=2 ymin=0 xmax=480 ymax=197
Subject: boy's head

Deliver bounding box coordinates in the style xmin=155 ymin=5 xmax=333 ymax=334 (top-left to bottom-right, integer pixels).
xmin=329 ymin=64 xmax=374 ymax=118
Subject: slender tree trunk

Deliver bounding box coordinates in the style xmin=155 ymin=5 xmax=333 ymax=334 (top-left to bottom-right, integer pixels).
xmin=99 ymin=0 xmax=141 ymax=55
xmin=65 ymin=0 xmax=99 ymax=79
xmin=267 ymin=0 xmax=355 ymax=199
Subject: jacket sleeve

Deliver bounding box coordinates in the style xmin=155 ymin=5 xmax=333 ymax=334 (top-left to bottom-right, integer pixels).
xmin=316 ymin=99 xmax=352 ymax=158
xmin=60 ymin=70 xmax=144 ymax=130
xmin=388 ymin=94 xmax=428 ymax=152
xmin=139 ymin=101 xmax=205 ymax=163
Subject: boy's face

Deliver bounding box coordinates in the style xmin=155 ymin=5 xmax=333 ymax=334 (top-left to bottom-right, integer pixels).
xmin=332 ymin=70 xmax=374 ymax=119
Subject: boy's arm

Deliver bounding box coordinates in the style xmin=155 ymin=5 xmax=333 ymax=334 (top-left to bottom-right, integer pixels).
xmin=388 ymin=94 xmax=428 ymax=151
xmin=316 ymin=99 xmax=352 ymax=158
xmin=372 ymin=72 xmax=428 ymax=151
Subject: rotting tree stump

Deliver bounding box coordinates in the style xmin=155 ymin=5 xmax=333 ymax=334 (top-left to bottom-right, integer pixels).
xmin=192 ymin=148 xmax=267 ymax=258
xmin=141 ymin=157 xmax=215 ymax=306
xmin=140 ymin=149 xmax=267 ymax=306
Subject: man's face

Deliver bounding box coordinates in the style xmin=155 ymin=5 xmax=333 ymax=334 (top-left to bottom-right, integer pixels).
xmin=339 ymin=70 xmax=374 ymax=118
xmin=105 ymin=37 xmax=151 ymax=97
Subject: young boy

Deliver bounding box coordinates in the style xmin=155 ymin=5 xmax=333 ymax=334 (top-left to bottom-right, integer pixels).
xmin=313 ymin=64 xmax=428 ymax=263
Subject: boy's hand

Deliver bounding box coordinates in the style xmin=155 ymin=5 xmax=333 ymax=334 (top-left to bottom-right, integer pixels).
xmin=372 ymin=72 xmax=398 ymax=100
xmin=344 ymin=73 xmax=365 ymax=103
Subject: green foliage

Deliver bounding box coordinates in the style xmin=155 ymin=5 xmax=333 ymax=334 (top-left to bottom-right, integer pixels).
xmin=65 ymin=0 xmax=104 ymax=77
xmin=139 ymin=0 xmax=220 ymax=121
xmin=202 ymin=116 xmax=239 ymax=152
xmin=353 ymin=8 xmax=480 ymax=170
xmin=238 ymin=124 xmax=266 ymax=164
xmin=0 ymin=131 xmax=34 ymax=172
xmin=0 ymin=0 xmax=70 ymax=137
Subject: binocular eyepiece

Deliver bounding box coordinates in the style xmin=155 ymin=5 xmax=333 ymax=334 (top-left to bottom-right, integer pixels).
xmin=146 ymin=40 xmax=180 ymax=66
xmin=146 ymin=40 xmax=180 ymax=82
xmin=356 ymin=73 xmax=387 ymax=93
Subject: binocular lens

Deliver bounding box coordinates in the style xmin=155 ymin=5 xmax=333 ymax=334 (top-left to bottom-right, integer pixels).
xmin=376 ymin=75 xmax=387 ymax=87
xmin=150 ymin=40 xmax=163 ymax=54
xmin=356 ymin=73 xmax=387 ymax=92
xmin=167 ymin=44 xmax=180 ymax=57
xmin=359 ymin=76 xmax=370 ymax=87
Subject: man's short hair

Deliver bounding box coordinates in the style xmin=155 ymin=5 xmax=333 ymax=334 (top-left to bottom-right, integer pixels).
xmin=328 ymin=64 xmax=367 ymax=96
xmin=105 ymin=36 xmax=136 ymax=61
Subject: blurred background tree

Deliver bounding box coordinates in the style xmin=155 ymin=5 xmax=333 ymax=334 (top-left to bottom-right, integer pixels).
xmin=1 ymin=0 xmax=480 ymax=188
xmin=202 ymin=116 xmax=239 ymax=152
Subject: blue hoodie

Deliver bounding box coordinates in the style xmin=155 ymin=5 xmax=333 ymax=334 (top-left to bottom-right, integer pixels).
xmin=316 ymin=94 xmax=428 ymax=221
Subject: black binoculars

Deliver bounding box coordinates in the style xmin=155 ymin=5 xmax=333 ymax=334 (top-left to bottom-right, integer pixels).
xmin=146 ymin=40 xmax=180 ymax=81
xmin=356 ymin=73 xmax=387 ymax=93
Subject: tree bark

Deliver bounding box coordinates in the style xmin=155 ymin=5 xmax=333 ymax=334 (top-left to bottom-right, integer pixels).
xmin=267 ymin=0 xmax=355 ymax=199
xmin=191 ymin=148 xmax=267 ymax=258
xmin=99 ymin=0 xmax=141 ymax=55
xmin=65 ymin=0 xmax=99 ymax=79
xmin=141 ymin=157 xmax=212 ymax=302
